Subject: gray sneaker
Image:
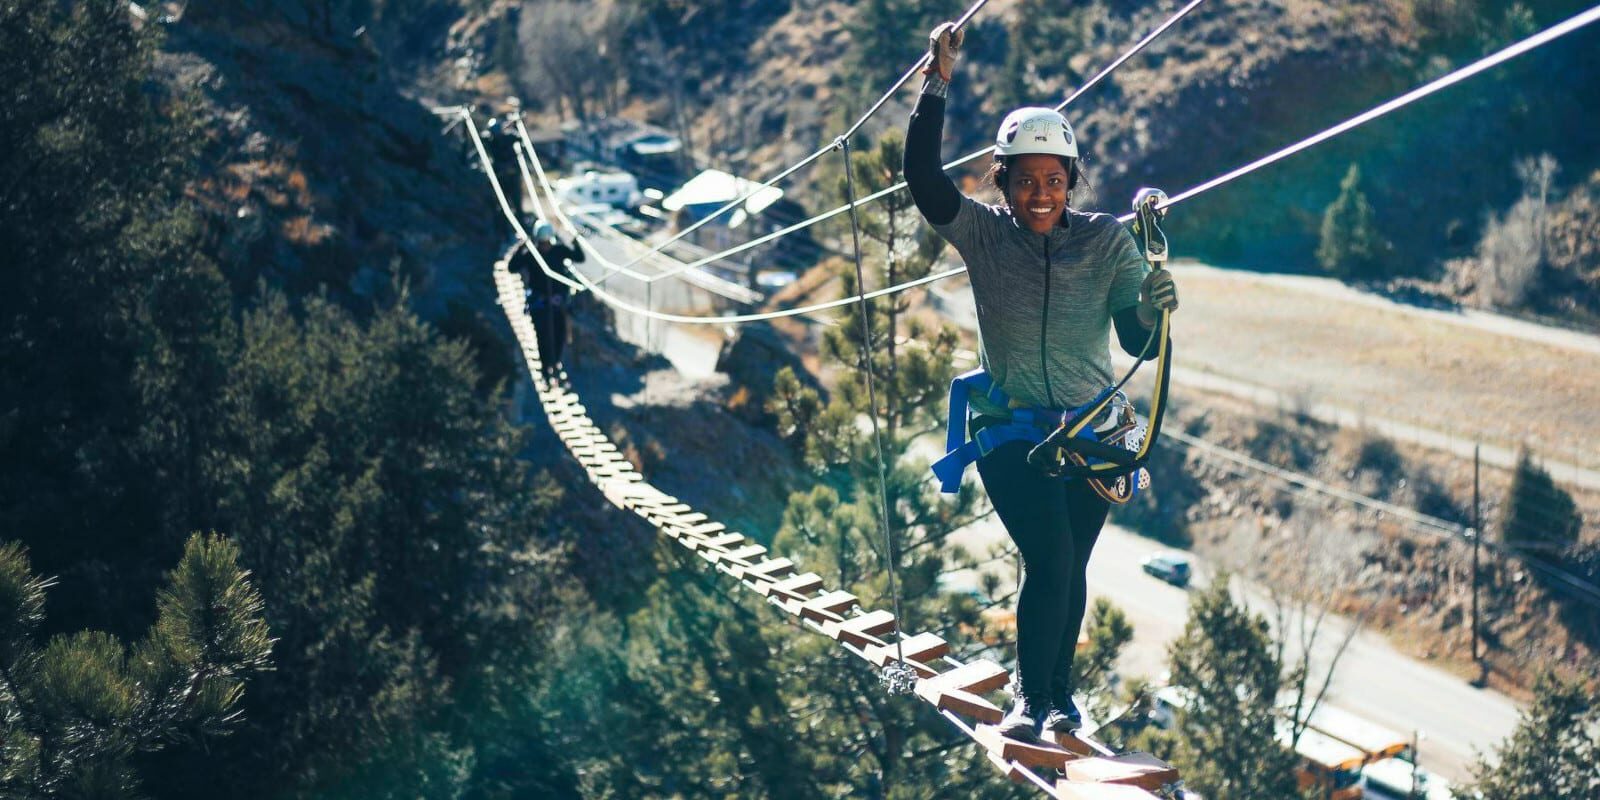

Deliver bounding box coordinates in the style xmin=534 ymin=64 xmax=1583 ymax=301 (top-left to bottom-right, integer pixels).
xmin=1042 ymin=695 xmax=1083 ymax=734
xmin=998 ymin=693 xmax=1047 ymax=742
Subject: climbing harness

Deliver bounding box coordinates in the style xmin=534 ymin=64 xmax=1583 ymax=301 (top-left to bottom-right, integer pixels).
xmin=523 ymin=291 xmax=568 ymax=313
xmin=932 ymin=190 xmax=1174 ymax=505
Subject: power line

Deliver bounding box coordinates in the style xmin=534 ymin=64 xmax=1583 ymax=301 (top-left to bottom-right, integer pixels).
xmin=1163 ymin=430 xmax=1600 ymax=607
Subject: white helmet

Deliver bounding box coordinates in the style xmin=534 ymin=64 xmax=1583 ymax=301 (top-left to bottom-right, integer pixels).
xmin=994 ymin=107 xmax=1078 ymax=159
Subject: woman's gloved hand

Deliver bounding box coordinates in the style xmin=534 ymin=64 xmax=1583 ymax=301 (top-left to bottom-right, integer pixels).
xmin=1140 ymin=268 xmax=1179 ymax=325
xmin=922 ymin=21 xmax=963 ymax=81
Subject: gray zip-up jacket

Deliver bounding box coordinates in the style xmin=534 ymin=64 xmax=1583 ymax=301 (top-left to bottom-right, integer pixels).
xmin=905 ymin=89 xmax=1158 ymax=417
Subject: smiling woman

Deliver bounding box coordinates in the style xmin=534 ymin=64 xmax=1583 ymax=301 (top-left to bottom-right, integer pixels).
xmin=905 ymin=20 xmax=1181 ymax=744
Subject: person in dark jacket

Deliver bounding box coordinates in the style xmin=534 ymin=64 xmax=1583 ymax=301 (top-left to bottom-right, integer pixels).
xmin=906 ymin=22 xmax=1179 ymax=743
xmin=510 ymin=218 xmax=586 ymax=380
xmin=482 ymin=116 xmax=523 ymax=209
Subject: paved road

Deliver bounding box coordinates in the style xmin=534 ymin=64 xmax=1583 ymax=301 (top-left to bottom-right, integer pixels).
xmin=943 ymin=516 xmax=1521 ymax=785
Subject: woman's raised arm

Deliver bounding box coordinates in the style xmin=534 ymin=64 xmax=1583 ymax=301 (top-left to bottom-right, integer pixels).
xmin=904 ymin=23 xmax=964 ymax=226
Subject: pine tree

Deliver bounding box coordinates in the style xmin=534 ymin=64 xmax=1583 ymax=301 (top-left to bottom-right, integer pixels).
xmin=1317 ymin=164 xmax=1382 ymax=279
xmin=1469 ymin=672 xmax=1598 ymax=800
xmin=757 ymin=132 xmax=1028 ymax=798
xmin=846 ymin=0 xmax=922 ymax=98
xmin=159 ymin=292 xmax=568 ymax=798
xmin=1164 ymin=578 xmax=1303 ymax=800
xmin=0 ymin=534 xmax=271 ymax=797
xmin=1 ymin=0 xmax=234 ymax=635
xmin=1501 ymin=449 xmax=1582 ymax=558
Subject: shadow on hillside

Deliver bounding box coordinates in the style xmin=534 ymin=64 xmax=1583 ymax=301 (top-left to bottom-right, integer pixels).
xmin=557 ymin=305 xmax=804 ymax=542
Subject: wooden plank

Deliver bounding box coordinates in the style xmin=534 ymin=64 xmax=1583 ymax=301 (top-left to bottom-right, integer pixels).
xmin=697 ymin=543 xmax=763 ymax=564
xmin=972 ymin=724 xmax=1076 ymax=770
xmin=626 ymin=493 xmax=680 ymax=508
xmin=713 ymin=544 xmax=768 ymax=563
xmin=601 ymin=481 xmax=664 ymax=506
xmin=864 ymin=632 xmax=948 ymax=668
xmin=1061 ymin=753 xmax=1178 ymax=792
xmin=1046 ymin=731 xmax=1098 ymax=757
xmin=1053 ymin=782 xmax=1160 ymax=800
xmin=762 ymin=572 xmax=823 ymax=600
xmin=646 ymin=503 xmax=693 ymax=517
xmin=668 ymin=520 xmax=726 ymax=538
xmin=799 ymin=590 xmax=857 ymax=622
xmin=927 ymin=687 xmax=1004 ymax=724
xmin=823 ymin=609 xmax=896 ymax=648
xmin=697 ymin=532 xmax=747 ymax=550
xmin=916 ymin=659 xmax=1010 ymax=696
xmin=726 ymin=556 xmax=792 ymax=582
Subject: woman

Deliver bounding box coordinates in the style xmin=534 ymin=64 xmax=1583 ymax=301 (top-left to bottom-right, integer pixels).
xmin=511 ymin=218 xmax=586 ymax=380
xmin=906 ymin=22 xmax=1178 ymax=742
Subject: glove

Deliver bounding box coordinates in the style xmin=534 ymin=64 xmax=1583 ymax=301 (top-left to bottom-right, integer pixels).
xmin=1140 ymin=268 xmax=1179 ymax=321
xmin=922 ymin=21 xmax=963 ymax=81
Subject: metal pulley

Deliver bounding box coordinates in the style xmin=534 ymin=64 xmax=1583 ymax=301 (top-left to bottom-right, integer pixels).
xmin=1131 ymin=187 xmax=1170 ymax=264
xmin=880 ymin=660 xmax=919 ymax=696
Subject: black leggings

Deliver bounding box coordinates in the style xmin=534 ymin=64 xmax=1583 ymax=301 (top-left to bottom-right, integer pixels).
xmin=534 ymin=303 xmax=567 ymax=374
xmin=976 ymin=441 xmax=1110 ymax=699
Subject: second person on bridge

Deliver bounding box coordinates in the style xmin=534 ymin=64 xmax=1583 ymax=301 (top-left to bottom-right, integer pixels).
xmin=906 ymin=22 xmax=1179 ymax=743
xmin=512 ymin=217 xmax=586 ymax=381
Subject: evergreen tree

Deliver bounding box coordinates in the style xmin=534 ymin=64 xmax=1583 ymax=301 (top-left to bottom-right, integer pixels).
xmin=147 ymin=292 xmax=569 ymax=799
xmin=1317 ymin=164 xmax=1382 ymax=279
xmin=1469 ymin=672 xmax=1598 ymax=800
xmin=0 ymin=534 xmax=271 ymax=797
xmin=1164 ymin=578 xmax=1303 ymax=800
xmin=846 ymin=0 xmax=927 ymax=98
xmin=1501 ymin=449 xmax=1582 ymax=558
xmin=1 ymin=0 xmax=234 ymax=636
xmin=758 ymin=131 xmax=1023 ymax=797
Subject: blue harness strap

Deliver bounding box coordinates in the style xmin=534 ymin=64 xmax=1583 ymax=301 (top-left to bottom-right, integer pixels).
xmin=524 ymin=292 xmax=568 ymax=312
xmin=930 ymin=368 xmax=1131 ymax=495
xmin=930 ymin=369 xmax=1046 ymax=493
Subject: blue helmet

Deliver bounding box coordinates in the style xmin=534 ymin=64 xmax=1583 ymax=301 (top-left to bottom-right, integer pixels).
xmin=529 ymin=219 xmax=556 ymax=245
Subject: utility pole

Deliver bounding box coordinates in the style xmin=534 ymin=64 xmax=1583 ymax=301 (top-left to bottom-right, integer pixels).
xmin=1410 ymin=729 xmax=1425 ymax=799
xmin=1472 ymin=444 xmax=1483 ymax=684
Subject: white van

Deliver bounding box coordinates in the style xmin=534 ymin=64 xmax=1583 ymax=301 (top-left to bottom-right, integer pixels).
xmin=555 ymin=170 xmax=642 ymax=210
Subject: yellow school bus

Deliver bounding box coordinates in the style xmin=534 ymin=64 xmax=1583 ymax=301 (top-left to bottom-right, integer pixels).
xmin=1277 ymin=720 xmax=1368 ymax=800
xmin=1302 ymin=704 xmax=1410 ymax=762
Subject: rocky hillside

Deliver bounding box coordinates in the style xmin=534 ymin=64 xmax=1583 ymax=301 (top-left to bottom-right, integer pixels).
xmin=161 ymin=1 xmax=506 ymax=325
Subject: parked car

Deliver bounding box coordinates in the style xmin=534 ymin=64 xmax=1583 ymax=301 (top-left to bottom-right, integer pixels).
xmin=1140 ymin=552 xmax=1192 ymax=587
